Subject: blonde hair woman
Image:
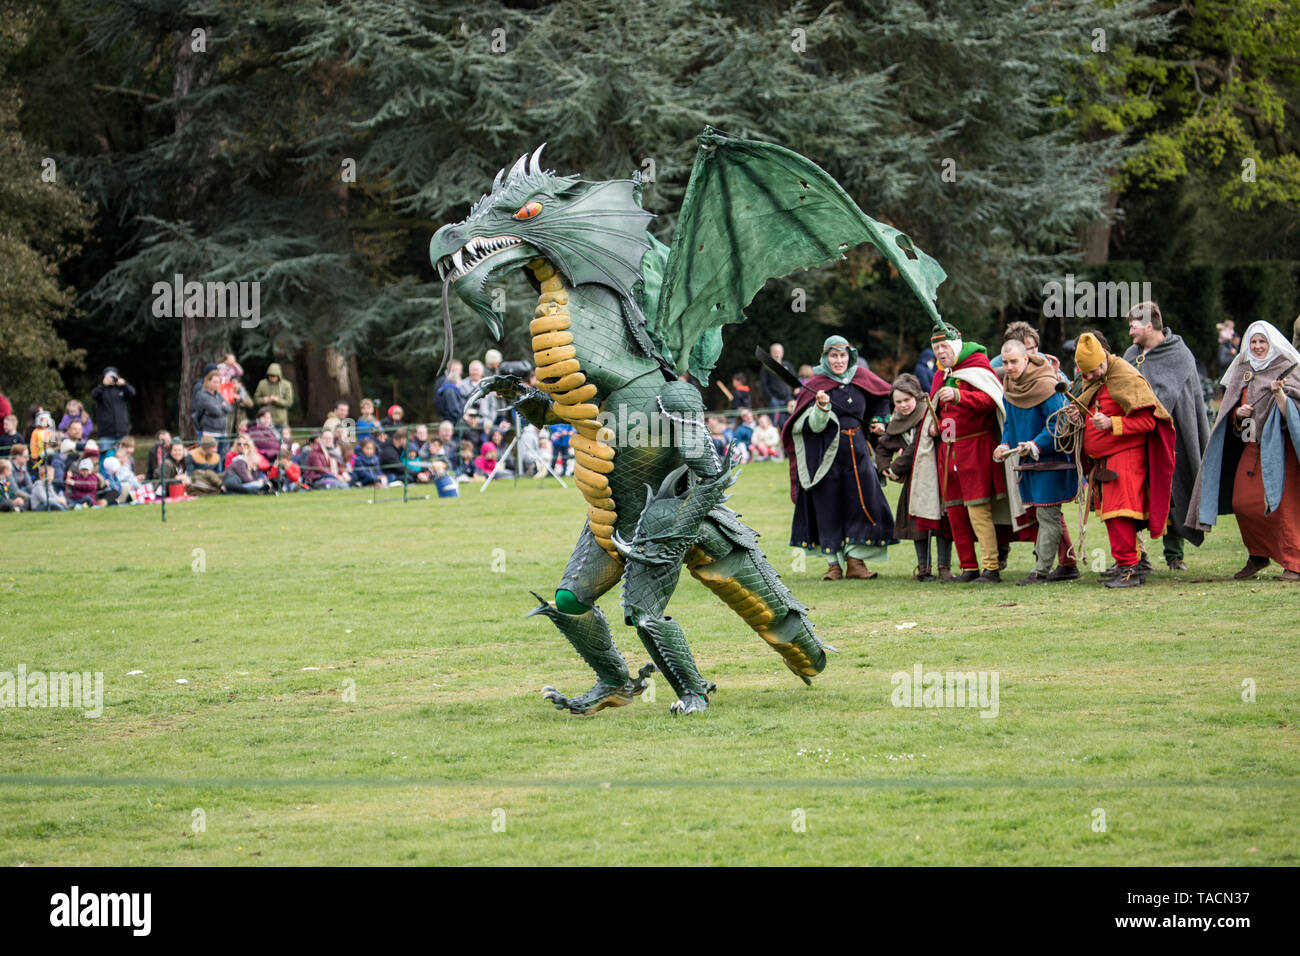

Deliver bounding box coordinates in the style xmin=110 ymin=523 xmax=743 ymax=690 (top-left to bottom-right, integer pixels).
xmin=222 ymin=436 xmax=267 ymax=494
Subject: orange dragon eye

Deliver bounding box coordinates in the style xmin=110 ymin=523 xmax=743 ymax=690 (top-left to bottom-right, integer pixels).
xmin=513 ymin=201 xmax=542 ymax=220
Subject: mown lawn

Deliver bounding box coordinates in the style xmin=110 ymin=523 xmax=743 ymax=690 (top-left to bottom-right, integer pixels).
xmin=0 ymin=461 xmax=1295 ymax=865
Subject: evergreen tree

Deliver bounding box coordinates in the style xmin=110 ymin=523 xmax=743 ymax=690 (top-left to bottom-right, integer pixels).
xmin=0 ymin=2 xmax=89 ymax=418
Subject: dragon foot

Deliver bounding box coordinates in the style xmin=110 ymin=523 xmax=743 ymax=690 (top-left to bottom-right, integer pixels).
xmin=542 ymin=664 xmax=659 ymax=716
xmin=669 ymin=681 xmax=717 ymax=716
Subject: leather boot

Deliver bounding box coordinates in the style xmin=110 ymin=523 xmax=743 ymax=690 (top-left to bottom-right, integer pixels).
xmin=936 ymin=565 xmax=956 ymax=582
xmin=823 ymin=562 xmax=843 ymax=581
xmin=1234 ymin=555 xmax=1270 ymax=580
xmin=845 ymin=558 xmax=877 ymax=579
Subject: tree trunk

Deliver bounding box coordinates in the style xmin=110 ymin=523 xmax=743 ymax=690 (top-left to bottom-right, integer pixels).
xmin=294 ymin=341 xmax=360 ymax=427
xmin=174 ymin=31 xmax=199 ymax=435
xmin=1080 ymin=187 xmax=1118 ymax=265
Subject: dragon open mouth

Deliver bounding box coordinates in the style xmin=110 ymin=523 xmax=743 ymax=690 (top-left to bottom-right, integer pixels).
xmin=434 ymin=235 xmax=527 ymax=282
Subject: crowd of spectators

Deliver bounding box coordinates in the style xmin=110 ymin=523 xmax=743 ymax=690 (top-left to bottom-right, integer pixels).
xmin=0 ymin=346 xmax=801 ymax=514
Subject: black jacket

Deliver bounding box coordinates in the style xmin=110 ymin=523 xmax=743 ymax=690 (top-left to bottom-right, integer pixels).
xmin=760 ymin=360 xmax=797 ymax=406
xmin=90 ymin=382 xmax=136 ymax=439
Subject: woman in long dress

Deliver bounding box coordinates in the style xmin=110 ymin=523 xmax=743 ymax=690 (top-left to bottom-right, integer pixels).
xmin=781 ymin=336 xmax=896 ymax=580
xmin=1187 ymin=320 xmax=1300 ymax=581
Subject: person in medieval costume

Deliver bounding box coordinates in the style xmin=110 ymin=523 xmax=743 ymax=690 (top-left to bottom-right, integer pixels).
xmin=909 ymin=323 xmax=1029 ymax=583
xmin=995 ymin=339 xmax=1080 ymax=584
xmin=1069 ymin=332 xmax=1177 ymax=588
xmin=1186 ymin=320 xmax=1300 ymax=581
xmin=782 ymin=336 xmax=896 ymax=580
xmin=1122 ymin=301 xmax=1211 ymax=573
xmin=875 ymin=373 xmax=954 ymax=581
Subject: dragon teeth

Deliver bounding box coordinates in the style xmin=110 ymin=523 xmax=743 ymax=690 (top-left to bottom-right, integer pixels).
xmin=452 ymin=249 xmax=465 ymax=273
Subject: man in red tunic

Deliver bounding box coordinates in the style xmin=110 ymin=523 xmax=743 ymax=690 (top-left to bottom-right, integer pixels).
xmin=919 ymin=326 xmax=1008 ymax=582
xmin=1070 ymin=332 xmax=1176 ymax=588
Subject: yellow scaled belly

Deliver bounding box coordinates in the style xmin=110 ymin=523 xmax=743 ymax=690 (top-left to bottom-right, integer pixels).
xmin=528 ymin=259 xmax=621 ymax=559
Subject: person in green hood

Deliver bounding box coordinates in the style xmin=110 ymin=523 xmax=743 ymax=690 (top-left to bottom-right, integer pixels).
xmin=780 ymin=336 xmax=897 ymax=579
xmin=254 ymin=362 xmax=295 ymax=428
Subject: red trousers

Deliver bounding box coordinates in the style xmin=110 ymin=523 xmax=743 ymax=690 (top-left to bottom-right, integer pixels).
xmin=947 ymin=502 xmax=998 ymax=571
xmin=1104 ymin=516 xmax=1139 ymax=566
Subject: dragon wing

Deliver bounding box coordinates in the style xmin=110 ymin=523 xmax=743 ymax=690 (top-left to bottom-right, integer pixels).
xmin=650 ymin=127 xmax=948 ymax=384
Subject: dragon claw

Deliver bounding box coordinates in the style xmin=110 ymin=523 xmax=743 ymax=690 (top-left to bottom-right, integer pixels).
xmin=540 ymin=679 xmax=637 ymax=715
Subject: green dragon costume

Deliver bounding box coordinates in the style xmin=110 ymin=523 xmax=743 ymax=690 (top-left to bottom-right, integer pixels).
xmin=429 ymin=128 xmax=946 ymax=715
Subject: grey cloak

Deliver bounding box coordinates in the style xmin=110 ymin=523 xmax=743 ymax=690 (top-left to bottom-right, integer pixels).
xmin=1122 ymin=330 xmax=1210 ymax=545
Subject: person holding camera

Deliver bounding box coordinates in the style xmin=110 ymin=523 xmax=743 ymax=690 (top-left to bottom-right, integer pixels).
xmin=90 ymin=366 xmax=135 ymax=455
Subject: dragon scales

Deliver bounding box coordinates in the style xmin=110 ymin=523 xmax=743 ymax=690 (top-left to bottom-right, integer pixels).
xmin=428 ymin=130 xmax=949 ymax=715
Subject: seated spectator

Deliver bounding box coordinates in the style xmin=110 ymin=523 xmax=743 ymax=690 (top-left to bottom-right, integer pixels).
xmin=732 ymin=408 xmax=756 ymax=460
xmin=29 ymin=464 xmax=68 ymax=511
xmin=333 ymin=425 xmax=353 ymax=464
xmin=462 ymin=410 xmax=486 ymax=452
xmin=379 ymin=428 xmax=406 ymax=481
xmin=162 ymin=440 xmax=194 ymax=500
xmin=8 ymin=446 xmax=32 ymax=495
xmin=111 ymin=435 xmax=138 ymax=475
xmin=247 ymin=408 xmax=281 ymax=462
xmin=352 ymin=436 xmax=387 ymax=486
xmin=475 ymin=440 xmax=511 ymax=478
xmin=381 ymin=404 xmax=404 ymax=432
xmin=101 ymin=456 xmax=132 ymax=504
xmin=107 ymin=450 xmax=149 ymax=502
xmin=304 ymin=433 xmax=347 ymax=489
xmin=145 ymin=430 xmax=171 ymax=482
xmin=427 ymin=437 xmax=451 ymax=471
xmin=435 ymin=420 xmax=455 ymax=451
xmin=65 ymin=457 xmax=108 ymax=508
xmin=222 ymin=436 xmax=269 ymax=494
xmin=455 ymin=439 xmax=476 ymax=481
xmin=0 ymin=460 xmax=27 ymax=511
xmin=355 ymin=398 xmax=381 ymax=444
xmin=751 ymin=413 xmax=781 ymax=460
xmin=410 ymin=422 xmax=430 ymax=457
xmin=53 ymin=438 xmax=77 ymax=485
xmin=267 ymin=446 xmax=301 ymax=493
xmin=707 ymin=416 xmax=727 ymax=459
xmin=537 ymin=434 xmax=553 ymax=471
xmin=64 ymin=419 xmax=86 ymax=447
xmin=0 ymin=414 xmax=21 ymax=456
xmin=186 ymin=435 xmax=225 ymax=496
xmin=402 ymin=439 xmax=431 ymax=483
xmin=58 ymin=399 xmax=94 ymax=439
xmin=80 ymin=439 xmax=100 ymax=469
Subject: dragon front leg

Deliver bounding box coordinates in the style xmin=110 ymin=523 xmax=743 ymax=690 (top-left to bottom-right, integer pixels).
xmin=530 ymin=525 xmax=654 ymax=716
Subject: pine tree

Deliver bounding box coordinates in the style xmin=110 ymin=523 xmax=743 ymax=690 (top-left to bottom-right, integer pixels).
xmin=0 ymin=3 xmax=89 ymax=418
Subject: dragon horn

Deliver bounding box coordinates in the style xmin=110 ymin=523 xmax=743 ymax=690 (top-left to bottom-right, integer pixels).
xmin=508 ymin=153 xmax=528 ymax=180
xmin=492 ymin=167 xmax=505 ymax=192
xmin=529 ymin=144 xmax=546 ymax=176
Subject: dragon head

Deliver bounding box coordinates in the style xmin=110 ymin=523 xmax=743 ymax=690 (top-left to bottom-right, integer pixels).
xmin=429 ymin=145 xmax=655 ymax=341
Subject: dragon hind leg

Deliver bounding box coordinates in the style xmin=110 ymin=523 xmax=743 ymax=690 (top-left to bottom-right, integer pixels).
xmin=686 ymin=520 xmax=830 ymax=685
xmin=633 ymin=616 xmax=715 ymax=715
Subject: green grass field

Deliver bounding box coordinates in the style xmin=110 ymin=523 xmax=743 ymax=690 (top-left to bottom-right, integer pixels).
xmin=1 ymin=461 xmax=1296 ymax=865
